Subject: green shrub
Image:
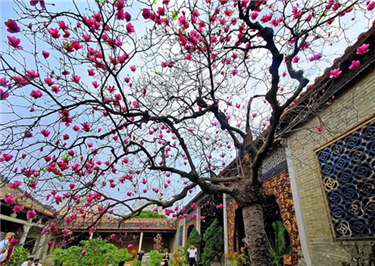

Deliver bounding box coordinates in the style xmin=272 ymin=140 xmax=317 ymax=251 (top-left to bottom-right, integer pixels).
xmin=134 ymin=210 xmax=166 ymax=218
xmin=2 ymin=246 xmax=29 ymax=266
xmin=147 ymin=250 xmax=163 ymax=266
xmin=269 ymin=221 xmax=292 ymax=266
xmin=131 ymin=260 xmax=142 ymax=266
xmin=171 ymin=246 xmax=185 ymax=266
xmin=202 ymin=218 xmax=224 ymax=266
xmin=52 ymin=238 xmax=132 ymax=266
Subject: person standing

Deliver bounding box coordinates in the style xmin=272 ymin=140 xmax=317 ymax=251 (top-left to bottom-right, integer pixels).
xmin=0 ymin=232 xmax=16 ymax=265
xmin=188 ymin=245 xmax=198 ymax=266
xmin=21 ymin=257 xmax=34 ymax=266
xmin=161 ymin=252 xmax=170 ymax=266
xmin=137 ymin=250 xmax=145 ymax=262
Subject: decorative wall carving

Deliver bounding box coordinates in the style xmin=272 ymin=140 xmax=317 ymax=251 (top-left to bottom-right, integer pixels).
xmin=264 ymin=172 xmax=301 ymax=251
xmin=227 ymin=200 xmax=238 ymax=250
xmin=184 ymin=220 xmax=197 ymax=245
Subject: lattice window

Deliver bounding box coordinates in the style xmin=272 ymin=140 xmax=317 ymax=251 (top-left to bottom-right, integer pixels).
xmin=316 ymin=118 xmax=375 ymax=239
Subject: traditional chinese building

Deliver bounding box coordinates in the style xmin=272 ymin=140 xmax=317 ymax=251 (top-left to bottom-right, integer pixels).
xmin=56 ymin=216 xmax=176 ymax=253
xmin=0 ymin=177 xmax=56 ymax=261
xmin=280 ymin=22 xmax=375 ymax=265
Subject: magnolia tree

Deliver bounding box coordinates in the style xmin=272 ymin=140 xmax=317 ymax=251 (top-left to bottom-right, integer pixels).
xmin=1 ymin=0 xmax=374 ymax=264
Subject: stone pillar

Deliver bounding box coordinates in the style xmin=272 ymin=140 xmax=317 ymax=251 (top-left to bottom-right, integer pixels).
xmin=20 ymin=224 xmax=31 ymax=247
xmin=223 ymin=193 xmax=229 ymax=266
xmin=196 ymin=206 xmax=201 ymax=234
xmin=138 ymin=232 xmax=144 ymax=252
xmin=40 ymin=234 xmax=52 ymax=261
xmin=182 ymin=219 xmax=186 ymax=245
xmin=286 ymin=140 xmax=312 ymax=266
xmin=35 ymin=233 xmax=47 ymax=259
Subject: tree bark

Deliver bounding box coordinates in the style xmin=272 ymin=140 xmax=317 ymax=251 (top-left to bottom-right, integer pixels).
xmin=242 ymin=203 xmax=273 ymax=266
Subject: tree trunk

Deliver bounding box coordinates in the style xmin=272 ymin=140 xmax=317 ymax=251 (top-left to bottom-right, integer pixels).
xmin=242 ymin=203 xmax=273 ymax=266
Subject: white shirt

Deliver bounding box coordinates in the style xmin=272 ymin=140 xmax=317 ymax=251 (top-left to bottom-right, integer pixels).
xmin=188 ymin=248 xmax=197 ymax=258
xmin=0 ymin=239 xmax=10 ymax=262
xmin=20 ymin=262 xmax=29 ymax=266
xmin=0 ymin=239 xmax=9 ymax=253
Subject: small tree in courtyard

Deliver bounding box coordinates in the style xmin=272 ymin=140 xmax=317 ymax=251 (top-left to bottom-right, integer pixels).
xmin=153 ymin=233 xmax=164 ymax=252
xmin=1 ymin=1 xmax=374 ymax=265
xmin=202 ymin=218 xmax=224 ymax=266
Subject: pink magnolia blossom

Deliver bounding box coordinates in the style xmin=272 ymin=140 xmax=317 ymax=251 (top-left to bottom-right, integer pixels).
xmin=83 ymin=34 xmax=91 ymax=41
xmin=133 ymin=100 xmax=139 ymax=108
xmin=42 ymin=50 xmax=50 ymax=58
xmin=30 ymin=90 xmax=43 ymax=99
xmin=51 ymin=84 xmax=60 ymax=93
xmin=317 ymin=126 xmax=324 ymax=132
xmin=25 ymin=131 xmax=33 ymax=138
xmin=26 ymin=70 xmax=39 ymax=79
xmin=9 ymin=180 xmax=22 ymax=188
xmin=127 ymin=244 xmax=133 ymax=248
xmin=71 ymin=74 xmax=81 ymax=83
xmin=224 ymin=8 xmax=233 ymax=16
xmin=329 ymin=68 xmax=342 ymax=78
xmin=10 ymin=239 xmax=18 ymax=245
xmin=13 ymin=205 xmax=24 ymax=212
xmin=88 ymin=69 xmax=95 ymax=76
xmin=4 ymin=19 xmax=20 ymax=33
xmin=41 ymin=129 xmax=50 ymax=137
xmin=356 ymin=43 xmax=369 ymax=55
xmin=4 ymin=194 xmax=15 ymax=204
xmin=3 ymin=154 xmax=13 ymax=161
xmin=0 ymin=89 xmax=9 ymax=100
xmin=27 ymin=209 xmax=36 ymax=219
xmin=367 ymin=1 xmax=375 ymax=11
xmin=349 ymin=60 xmax=360 ymax=70
xmin=30 ymin=0 xmax=46 ymax=8
xmin=292 ymin=56 xmax=300 ymax=63
xmin=130 ymin=65 xmax=136 ymax=72
xmin=126 ymin=23 xmax=135 ymax=33
xmin=48 ymin=28 xmax=60 ymax=39
xmin=81 ymin=250 xmax=86 ymax=255
xmin=47 ymin=241 xmax=53 ymax=246
xmin=44 ymin=77 xmax=54 ymax=86
xmin=92 ymin=81 xmax=100 ymax=88
xmin=142 ymin=9 xmax=151 ymax=20
xmin=7 ymin=36 xmax=22 ymax=49
xmin=251 ymin=12 xmax=258 ymax=20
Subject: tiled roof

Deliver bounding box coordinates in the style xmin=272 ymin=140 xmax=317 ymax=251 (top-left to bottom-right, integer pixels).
xmin=277 ymin=21 xmax=375 ymax=136
xmin=59 ymin=217 xmax=176 ymax=231
xmin=0 ymin=177 xmax=55 ymax=217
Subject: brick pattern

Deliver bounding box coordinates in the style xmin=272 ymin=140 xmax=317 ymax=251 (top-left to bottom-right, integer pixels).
xmin=288 ymin=68 xmax=375 ymax=265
